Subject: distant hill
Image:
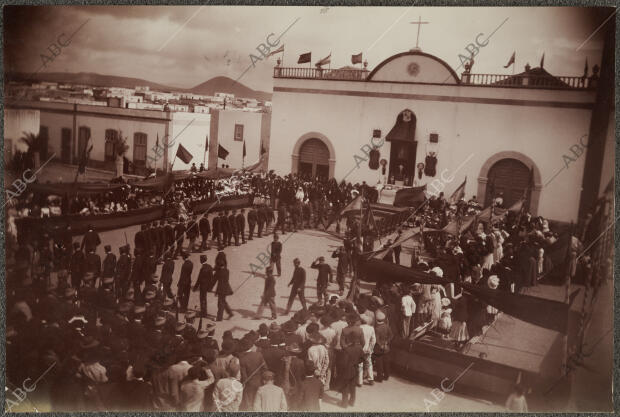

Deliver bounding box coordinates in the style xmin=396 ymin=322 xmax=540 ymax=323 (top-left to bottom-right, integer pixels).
xmin=6 ymin=71 xmax=272 ymax=101
xmin=190 ymin=76 xmax=272 ymax=102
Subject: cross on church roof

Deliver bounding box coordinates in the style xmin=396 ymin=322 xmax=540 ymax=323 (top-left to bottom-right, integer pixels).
xmin=410 ymin=16 xmax=429 ymax=51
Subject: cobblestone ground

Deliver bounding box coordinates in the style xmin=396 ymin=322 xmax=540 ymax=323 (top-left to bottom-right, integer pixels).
xmin=79 ymin=216 xmax=502 ymax=412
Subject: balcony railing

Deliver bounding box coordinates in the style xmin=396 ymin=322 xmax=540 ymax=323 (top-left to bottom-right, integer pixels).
xmin=273 ymin=66 xmax=369 ymax=81
xmin=461 ymin=73 xmax=596 ymax=90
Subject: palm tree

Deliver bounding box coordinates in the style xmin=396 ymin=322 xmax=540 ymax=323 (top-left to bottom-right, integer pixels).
xmin=19 ymin=131 xmax=41 ymax=170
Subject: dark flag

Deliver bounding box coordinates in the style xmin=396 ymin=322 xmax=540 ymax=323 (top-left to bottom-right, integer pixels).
xmin=175 ymin=143 xmax=193 ymax=164
xmin=540 ymin=52 xmax=545 ymax=68
xmin=393 ymin=184 xmax=426 ymax=207
xmin=297 ymin=52 xmax=311 ymax=64
xmin=351 ymin=52 xmax=362 ymax=65
xmin=503 ymin=51 xmax=515 ymax=68
xmin=581 ymin=58 xmax=589 ymax=83
xmin=324 ymin=194 xmax=363 ymax=230
xmin=260 ymin=142 xmax=266 ymax=155
xmin=218 ymin=144 xmax=229 ymax=160
xmin=205 ymin=135 xmax=209 ymax=151
xmin=242 ymin=141 xmax=246 ymax=158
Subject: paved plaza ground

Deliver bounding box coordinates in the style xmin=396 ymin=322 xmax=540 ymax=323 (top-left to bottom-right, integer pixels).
xmin=78 ymin=215 xmax=503 ymax=412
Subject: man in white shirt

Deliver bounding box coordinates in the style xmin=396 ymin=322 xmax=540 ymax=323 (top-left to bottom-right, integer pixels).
xmin=359 ymin=315 xmax=376 ymax=385
xmin=401 ymin=288 xmax=416 ymax=338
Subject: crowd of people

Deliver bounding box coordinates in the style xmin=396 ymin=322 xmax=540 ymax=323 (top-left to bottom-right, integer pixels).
xmin=7 ymin=166 xmax=593 ymax=412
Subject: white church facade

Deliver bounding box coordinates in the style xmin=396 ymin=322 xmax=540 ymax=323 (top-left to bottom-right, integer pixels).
xmin=268 ymin=49 xmax=613 ymax=224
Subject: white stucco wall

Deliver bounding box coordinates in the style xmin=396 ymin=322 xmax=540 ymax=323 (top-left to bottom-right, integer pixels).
xmin=209 ymin=110 xmax=264 ymax=170
xmin=169 ymin=112 xmax=211 ymax=171
xmin=270 ymin=58 xmax=597 ymax=223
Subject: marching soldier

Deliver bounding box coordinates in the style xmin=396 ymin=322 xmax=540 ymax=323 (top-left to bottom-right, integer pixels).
xmin=70 ymin=242 xmax=85 ymax=289
xmin=199 ymin=212 xmax=211 ymax=251
xmin=247 ymin=206 xmax=258 ymax=240
xmin=214 ymin=253 xmax=234 ymax=321
xmin=270 ymin=234 xmax=283 ymax=276
xmin=135 ymin=224 xmax=146 ymax=255
xmin=178 ymin=251 xmax=193 ymax=313
xmin=213 ymin=211 xmax=222 ymax=249
xmin=164 ymin=219 xmax=175 ymax=256
xmin=221 ymin=211 xmax=232 ymax=247
xmin=228 ymin=210 xmax=238 ymax=246
xmin=193 ymin=254 xmax=214 ymax=318
xmin=132 ymin=248 xmax=145 ymax=296
xmin=116 ymin=244 xmax=132 ymax=298
xmin=81 ymin=224 xmax=101 ymax=253
xmin=236 ymin=209 xmax=247 ymax=244
xmin=102 ymin=244 xmax=117 ymax=284
xmin=85 ymin=247 xmax=101 ymax=282
xmin=161 ymin=252 xmax=175 ymax=299
xmin=257 ymin=206 xmax=267 ymax=238
xmin=187 ymin=214 xmax=199 ymax=252
xmin=285 ymin=258 xmax=307 ymax=314
xmin=174 ymin=218 xmax=186 ymax=258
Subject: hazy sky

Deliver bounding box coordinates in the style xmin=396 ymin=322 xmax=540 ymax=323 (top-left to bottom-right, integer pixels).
xmin=4 ymin=6 xmax=613 ymax=92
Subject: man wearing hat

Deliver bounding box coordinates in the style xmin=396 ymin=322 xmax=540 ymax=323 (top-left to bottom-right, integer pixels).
xmin=255 ymin=266 xmax=277 ymax=320
xmin=199 ymin=211 xmax=211 ymax=251
xmin=102 ymin=244 xmax=117 ymax=282
xmin=257 ymin=205 xmax=267 ymax=238
xmin=236 ymin=208 xmax=247 ymax=244
xmin=331 ymin=246 xmax=349 ymax=296
xmin=270 ymin=234 xmax=283 ymax=276
xmin=221 ymin=210 xmax=232 ymax=247
xmin=338 ymin=332 xmax=364 ymax=408
xmin=81 ymin=224 xmax=101 ymax=253
xmin=238 ymin=338 xmax=267 ymax=410
xmin=160 ymin=251 xmax=175 ymax=299
xmin=178 ymin=252 xmax=194 ymax=313
xmin=311 ymin=256 xmax=332 ymax=306
xmin=193 ymin=254 xmax=214 ymax=318
xmin=373 ymin=310 xmax=392 ymax=383
xmin=84 ymin=246 xmax=101 ymax=282
xmin=70 ymin=242 xmax=85 ymax=289
xmin=187 ymin=214 xmax=199 ymax=253
xmin=212 ymin=211 xmax=222 ymax=249
xmin=247 ymin=206 xmax=257 ymax=240
xmin=285 ymin=258 xmax=307 ymax=315
xmin=228 ymin=210 xmax=238 ymax=246
xmin=116 ymin=245 xmax=132 ymax=299
xmin=131 ymin=248 xmax=145 ymax=296
xmin=174 ymin=217 xmax=187 ymax=258
xmin=164 ymin=219 xmax=175 ymax=256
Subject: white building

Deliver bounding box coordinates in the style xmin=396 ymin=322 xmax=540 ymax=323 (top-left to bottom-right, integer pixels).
xmin=269 ymin=49 xmax=614 ymax=223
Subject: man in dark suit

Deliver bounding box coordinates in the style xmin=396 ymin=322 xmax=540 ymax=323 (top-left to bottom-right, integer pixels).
xmin=311 ymin=256 xmax=332 ymax=305
xmin=174 ymin=218 xmax=186 ymax=258
xmin=212 ymin=212 xmax=222 ymax=249
xmin=338 ymin=333 xmax=364 ymax=408
xmin=298 ymin=360 xmax=323 ymax=411
xmin=255 ymin=266 xmax=277 ymax=320
xmin=102 ymin=244 xmax=117 ymax=288
xmin=193 ymin=254 xmax=214 ymax=318
xmin=164 ymin=219 xmax=175 ymax=256
xmin=270 ymin=234 xmax=283 ymax=276
xmin=132 ymin=248 xmax=145 ymax=296
xmin=199 ymin=213 xmax=211 ymax=251
xmin=116 ymin=245 xmax=131 ymax=298
xmin=237 ymin=338 xmax=267 ymax=411
xmin=70 ymin=242 xmax=85 ymax=289
xmin=214 ymin=261 xmax=234 ymax=321
xmin=85 ymin=247 xmax=102 ymax=281
xmin=221 ymin=211 xmax=231 ymax=247
xmin=236 ymin=208 xmax=246 ymax=244
xmin=228 ymin=210 xmax=238 ymax=246
xmin=177 ymin=251 xmax=193 ymax=312
xmin=257 ymin=206 xmax=266 ymax=238
xmin=187 ymin=215 xmax=199 ymax=252
xmin=155 ymin=220 xmax=165 ymax=260
xmin=261 ymin=333 xmax=287 ymax=383
xmin=160 ymin=252 xmax=175 ymax=299
xmin=81 ymin=224 xmax=101 ymax=253
xmin=276 ymin=204 xmax=287 ymax=234
xmin=247 ymin=207 xmax=258 ymax=240
xmin=134 ymin=224 xmax=146 ymax=255
xmin=285 ymin=258 xmax=307 ymax=314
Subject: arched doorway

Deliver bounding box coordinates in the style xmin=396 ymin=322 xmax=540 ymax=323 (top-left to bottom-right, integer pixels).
xmin=298 ymin=138 xmax=330 ymax=179
xmin=484 ymin=158 xmax=532 ymax=208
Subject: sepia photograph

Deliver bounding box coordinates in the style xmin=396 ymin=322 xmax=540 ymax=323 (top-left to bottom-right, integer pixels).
xmin=2 ymin=4 xmax=616 ymax=413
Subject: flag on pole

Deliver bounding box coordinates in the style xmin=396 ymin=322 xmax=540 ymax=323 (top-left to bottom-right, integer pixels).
xmin=539 ymin=53 xmax=545 ymax=68
xmin=175 ymin=143 xmax=193 ymax=164
xmin=78 ymin=144 xmax=93 ymax=174
xmin=155 ymin=132 xmax=159 ymax=149
xmin=315 ymin=52 xmax=331 ymax=67
xmin=503 ymin=51 xmax=515 ymax=68
xmin=242 ymin=141 xmax=246 ymax=158
xmin=260 ymin=142 xmax=266 ymax=155
xmin=324 ymin=194 xmax=363 ymax=230
xmin=351 ymin=52 xmax=363 ymax=65
xmin=297 ymin=52 xmax=311 ymax=64
xmin=204 ymin=135 xmax=209 ymax=151
xmin=267 ymin=44 xmax=284 ymax=57
xmin=217 ymin=144 xmax=229 ymax=160
xmin=449 ymin=177 xmax=466 ymax=204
